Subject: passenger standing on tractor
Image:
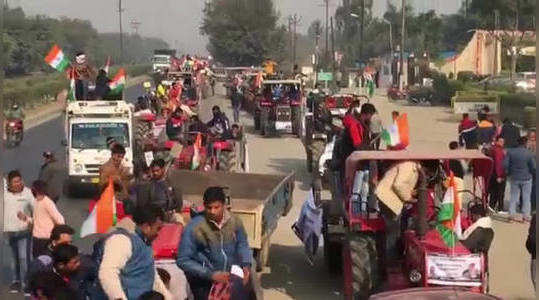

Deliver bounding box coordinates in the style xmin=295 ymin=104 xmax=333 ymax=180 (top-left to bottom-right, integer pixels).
xmin=177 ymin=187 xmax=253 ymax=300
xmin=341 ymin=103 xmax=376 ymax=213
xmin=135 ymin=159 xmax=182 ymax=222
xmin=72 ymin=52 xmax=96 ymax=100
xmin=94 ymin=69 xmax=111 ymax=100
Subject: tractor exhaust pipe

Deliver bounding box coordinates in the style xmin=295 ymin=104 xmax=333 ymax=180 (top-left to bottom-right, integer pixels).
xmin=417 ymin=167 xmax=428 ymax=240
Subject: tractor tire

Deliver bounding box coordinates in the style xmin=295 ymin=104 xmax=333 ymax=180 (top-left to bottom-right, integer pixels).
xmin=322 ymin=203 xmax=342 ymax=274
xmin=307 ymin=140 xmax=326 ymax=177
xmin=218 ymin=150 xmax=237 ymax=172
xmin=349 ymin=233 xmax=379 ymax=300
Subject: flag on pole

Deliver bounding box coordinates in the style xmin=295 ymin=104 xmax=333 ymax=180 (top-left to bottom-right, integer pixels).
xmin=103 ymin=56 xmax=111 ymax=74
xmin=66 ymin=68 xmax=76 ymax=102
xmin=108 ymin=68 xmax=126 ymax=96
xmin=80 ymin=179 xmax=116 ymax=237
xmin=44 ymin=45 xmax=70 ymax=72
xmin=191 ymin=133 xmax=202 ymax=170
xmin=436 ymin=173 xmax=462 ymax=247
xmin=381 ymin=113 xmax=409 ymax=148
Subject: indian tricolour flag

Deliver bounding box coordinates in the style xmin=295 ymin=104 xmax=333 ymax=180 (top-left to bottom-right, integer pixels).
xmin=381 ymin=113 xmax=409 ymax=148
xmin=66 ymin=68 xmax=76 ymax=102
xmin=436 ymin=173 xmax=462 ymax=247
xmin=108 ymin=68 xmax=126 ymax=96
xmin=44 ymin=45 xmax=70 ymax=72
xmin=80 ymin=179 xmax=116 ymax=237
xmin=191 ymin=133 xmax=202 ymax=170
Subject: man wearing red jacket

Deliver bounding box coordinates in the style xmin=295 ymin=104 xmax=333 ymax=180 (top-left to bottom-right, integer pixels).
xmin=488 ymin=137 xmax=506 ymax=212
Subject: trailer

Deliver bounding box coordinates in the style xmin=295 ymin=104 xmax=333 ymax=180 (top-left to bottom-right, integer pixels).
xmin=166 ymin=169 xmax=295 ymax=271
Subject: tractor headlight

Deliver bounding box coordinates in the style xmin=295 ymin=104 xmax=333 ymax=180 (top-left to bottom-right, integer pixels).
xmin=409 ymin=269 xmax=422 ymax=283
xmin=74 ymin=164 xmax=83 ymax=173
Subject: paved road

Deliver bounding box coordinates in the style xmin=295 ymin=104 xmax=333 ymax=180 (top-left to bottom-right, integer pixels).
xmin=1 ymin=85 xmax=535 ymax=300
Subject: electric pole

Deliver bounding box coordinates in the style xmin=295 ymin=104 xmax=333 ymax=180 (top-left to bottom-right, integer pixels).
xmin=289 ymin=14 xmax=301 ymax=69
xmin=360 ymin=0 xmax=365 ymax=63
xmin=325 ymin=0 xmax=329 ymax=64
xmin=118 ymin=0 xmax=124 ymax=63
xmin=331 ymin=16 xmax=335 ymax=72
xmin=399 ymin=0 xmax=405 ymax=90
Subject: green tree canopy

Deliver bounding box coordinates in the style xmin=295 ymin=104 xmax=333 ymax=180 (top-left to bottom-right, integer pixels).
xmin=201 ymin=0 xmax=286 ymax=66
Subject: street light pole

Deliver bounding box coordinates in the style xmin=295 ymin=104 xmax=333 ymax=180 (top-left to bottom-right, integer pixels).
xmin=383 ymin=19 xmax=393 ymax=54
xmin=399 ymin=0 xmax=405 ymax=91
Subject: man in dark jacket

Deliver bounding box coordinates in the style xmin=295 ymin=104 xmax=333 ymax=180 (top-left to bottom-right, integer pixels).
xmin=526 ymin=213 xmax=536 ymax=289
xmin=500 ymin=118 xmax=520 ymax=148
xmin=230 ymin=78 xmax=243 ymax=123
xmin=458 ymin=113 xmax=478 ymax=149
xmin=504 ymin=137 xmax=536 ymax=222
xmin=476 ymin=113 xmax=496 ymax=146
xmin=177 ymin=187 xmax=253 ymax=300
xmin=166 ymin=108 xmax=186 ymax=141
xmin=207 ymin=105 xmax=230 ymax=133
xmin=136 ymin=159 xmax=182 ymax=220
xmin=94 ymin=69 xmax=111 ymax=100
xmin=38 ymin=151 xmax=64 ymax=203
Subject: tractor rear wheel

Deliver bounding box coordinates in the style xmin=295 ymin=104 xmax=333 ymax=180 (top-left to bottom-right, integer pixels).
xmin=218 ymin=150 xmax=237 ymax=172
xmin=349 ymin=233 xmax=379 ymax=300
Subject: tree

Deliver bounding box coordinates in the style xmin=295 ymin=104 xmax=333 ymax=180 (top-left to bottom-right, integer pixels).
xmin=201 ymin=0 xmax=286 ymax=66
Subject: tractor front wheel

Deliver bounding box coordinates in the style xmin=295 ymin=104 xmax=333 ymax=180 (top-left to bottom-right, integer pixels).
xmin=348 ymin=233 xmax=379 ymax=300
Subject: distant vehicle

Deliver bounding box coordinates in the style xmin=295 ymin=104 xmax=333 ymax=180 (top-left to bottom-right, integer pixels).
xmin=152 ymin=49 xmax=177 ymax=74
xmin=515 ymin=72 xmax=535 ymax=92
xmin=64 ymin=101 xmax=134 ymax=195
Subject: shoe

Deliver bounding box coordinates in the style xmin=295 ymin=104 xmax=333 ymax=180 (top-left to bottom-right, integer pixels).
xmin=9 ymin=281 xmax=21 ymax=293
xmin=497 ymin=210 xmax=508 ymax=214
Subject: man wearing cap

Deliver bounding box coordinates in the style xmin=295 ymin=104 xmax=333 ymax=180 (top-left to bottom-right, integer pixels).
xmin=38 ymin=152 xmax=64 ymax=203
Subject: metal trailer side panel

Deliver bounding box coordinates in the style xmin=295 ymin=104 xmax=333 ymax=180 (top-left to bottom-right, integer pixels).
xmin=166 ymin=170 xmax=295 ymax=250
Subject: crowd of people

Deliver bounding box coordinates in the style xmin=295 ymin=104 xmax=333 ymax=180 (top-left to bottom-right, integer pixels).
xmin=458 ymin=111 xmax=536 ymax=222
xmin=4 ymin=153 xmax=255 ymax=299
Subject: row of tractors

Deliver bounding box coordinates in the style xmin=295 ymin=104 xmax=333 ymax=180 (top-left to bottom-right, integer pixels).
xmin=222 ymin=69 xmax=498 ymax=300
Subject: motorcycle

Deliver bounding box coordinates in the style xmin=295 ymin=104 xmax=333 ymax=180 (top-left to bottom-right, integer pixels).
xmin=5 ymin=118 xmax=23 ymax=147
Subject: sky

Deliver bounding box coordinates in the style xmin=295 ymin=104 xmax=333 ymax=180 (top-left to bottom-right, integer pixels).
xmin=8 ymin=0 xmax=460 ymax=55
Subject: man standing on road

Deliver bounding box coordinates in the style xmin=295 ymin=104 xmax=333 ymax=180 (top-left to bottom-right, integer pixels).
xmin=97 ymin=205 xmax=171 ymax=300
xmin=177 ymin=187 xmax=253 ymax=300
xmin=230 ymin=78 xmax=243 ymax=123
xmin=500 ymin=118 xmax=520 ymax=149
xmin=458 ymin=113 xmax=477 ymax=149
xmin=99 ymin=144 xmax=132 ymax=202
xmin=504 ymin=137 xmax=536 ymax=222
xmin=38 ymin=151 xmax=64 ymax=203
xmin=4 ymin=170 xmax=35 ymax=294
xmin=488 ymin=137 xmax=507 ymax=212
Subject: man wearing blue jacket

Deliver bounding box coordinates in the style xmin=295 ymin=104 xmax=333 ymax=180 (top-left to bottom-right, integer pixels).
xmin=177 ymin=186 xmax=252 ymax=299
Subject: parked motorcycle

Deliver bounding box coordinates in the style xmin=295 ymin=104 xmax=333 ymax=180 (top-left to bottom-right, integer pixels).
xmin=5 ymin=118 xmax=23 ymax=147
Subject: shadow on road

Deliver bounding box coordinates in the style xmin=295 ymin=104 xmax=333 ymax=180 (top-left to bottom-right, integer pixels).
xmin=267 ymin=158 xmax=311 ymax=191
xmin=260 ymin=244 xmax=342 ymax=300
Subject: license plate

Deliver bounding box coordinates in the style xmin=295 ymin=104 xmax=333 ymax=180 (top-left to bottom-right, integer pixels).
xmin=91 ymin=178 xmax=100 ymax=184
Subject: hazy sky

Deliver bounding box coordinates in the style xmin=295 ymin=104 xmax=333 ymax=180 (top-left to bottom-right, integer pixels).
xmin=9 ymin=0 xmax=459 ymax=55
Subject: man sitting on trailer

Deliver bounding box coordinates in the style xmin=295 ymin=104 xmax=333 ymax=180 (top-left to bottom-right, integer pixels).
xmin=177 ymin=187 xmax=254 ymax=300
xmin=460 ymin=204 xmax=494 ymax=254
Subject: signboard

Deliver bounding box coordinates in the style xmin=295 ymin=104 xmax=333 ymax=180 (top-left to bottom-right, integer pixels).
xmin=426 ymin=254 xmax=483 ymax=287
xmin=318 ymin=72 xmax=333 ymax=81
xmin=453 ymin=101 xmax=499 ymax=114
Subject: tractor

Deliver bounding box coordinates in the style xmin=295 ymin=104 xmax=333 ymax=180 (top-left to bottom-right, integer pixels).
xmin=321 ymin=149 xmax=493 ymax=299
xmin=254 ymin=79 xmax=304 ymax=137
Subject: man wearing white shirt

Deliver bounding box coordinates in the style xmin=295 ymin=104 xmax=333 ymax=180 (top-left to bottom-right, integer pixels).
xmin=4 ymin=170 xmax=35 ymax=294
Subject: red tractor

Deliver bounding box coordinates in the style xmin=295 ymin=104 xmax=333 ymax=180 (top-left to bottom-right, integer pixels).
xmin=254 ymin=79 xmax=304 ymax=137
xmin=322 ymin=149 xmax=493 ymax=299
xmin=175 ymin=129 xmax=247 ymax=173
